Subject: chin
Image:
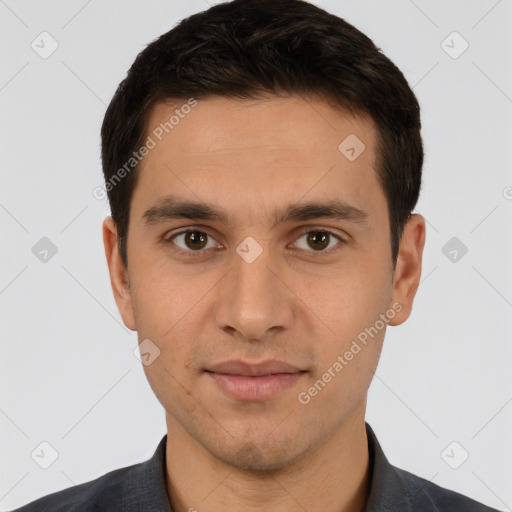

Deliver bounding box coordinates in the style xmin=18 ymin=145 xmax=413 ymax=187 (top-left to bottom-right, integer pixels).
xmin=208 ymin=433 xmax=309 ymax=473
xmin=223 ymin=445 xmax=290 ymax=473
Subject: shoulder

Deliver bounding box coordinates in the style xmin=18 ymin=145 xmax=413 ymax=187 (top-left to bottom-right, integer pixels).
xmin=8 ymin=463 xmax=138 ymax=512
xmin=8 ymin=435 xmax=170 ymax=512
xmin=396 ymin=465 xmax=500 ymax=511
xmin=364 ymin=422 xmax=500 ymax=511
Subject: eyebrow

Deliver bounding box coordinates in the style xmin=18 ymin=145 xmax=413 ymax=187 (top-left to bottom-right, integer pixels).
xmin=142 ymin=194 xmax=368 ymax=228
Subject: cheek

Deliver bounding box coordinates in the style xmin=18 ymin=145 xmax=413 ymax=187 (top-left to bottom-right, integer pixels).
xmin=297 ymin=246 xmax=392 ymax=384
xmin=129 ymin=256 xmax=227 ymax=378
xmin=301 ymin=257 xmax=392 ymax=335
xmin=299 ymin=315 xmax=387 ymax=416
xmin=129 ymin=257 xmax=198 ymax=344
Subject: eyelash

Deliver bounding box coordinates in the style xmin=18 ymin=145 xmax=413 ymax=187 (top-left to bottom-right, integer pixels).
xmin=163 ymin=228 xmax=346 ymax=259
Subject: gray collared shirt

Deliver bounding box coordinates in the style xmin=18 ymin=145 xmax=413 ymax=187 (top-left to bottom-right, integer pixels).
xmin=11 ymin=423 xmax=500 ymax=511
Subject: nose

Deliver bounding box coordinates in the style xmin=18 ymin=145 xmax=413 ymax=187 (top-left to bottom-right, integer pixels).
xmin=214 ymin=241 xmax=294 ymax=343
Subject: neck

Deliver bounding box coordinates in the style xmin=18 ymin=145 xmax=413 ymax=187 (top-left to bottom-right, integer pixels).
xmin=164 ymin=410 xmax=371 ymax=512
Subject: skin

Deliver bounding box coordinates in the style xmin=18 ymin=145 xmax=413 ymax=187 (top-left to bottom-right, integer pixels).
xmin=103 ymin=95 xmax=425 ymax=512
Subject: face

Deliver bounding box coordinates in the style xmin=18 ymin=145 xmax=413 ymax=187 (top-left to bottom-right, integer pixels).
xmin=104 ymin=95 xmax=424 ymax=471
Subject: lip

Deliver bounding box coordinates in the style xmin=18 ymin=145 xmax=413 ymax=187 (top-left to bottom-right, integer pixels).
xmin=205 ymin=359 xmax=306 ymax=402
xmin=207 ymin=359 xmax=304 ymax=376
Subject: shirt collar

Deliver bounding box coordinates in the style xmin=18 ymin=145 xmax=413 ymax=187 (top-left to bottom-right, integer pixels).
xmin=364 ymin=422 xmax=437 ymax=511
xmin=120 ymin=434 xmax=172 ymax=511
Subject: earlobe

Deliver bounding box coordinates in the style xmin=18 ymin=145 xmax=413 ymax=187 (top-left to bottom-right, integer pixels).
xmin=388 ymin=214 xmax=426 ymax=327
xmin=102 ymin=216 xmax=137 ymax=331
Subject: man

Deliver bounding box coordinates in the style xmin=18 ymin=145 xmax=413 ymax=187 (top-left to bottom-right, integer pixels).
xmin=11 ymin=0 xmax=500 ymax=510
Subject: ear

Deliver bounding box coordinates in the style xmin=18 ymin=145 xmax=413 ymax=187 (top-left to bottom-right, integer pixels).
xmin=102 ymin=216 xmax=136 ymax=331
xmin=388 ymin=214 xmax=426 ymax=326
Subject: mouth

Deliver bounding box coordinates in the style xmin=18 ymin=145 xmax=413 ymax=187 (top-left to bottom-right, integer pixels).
xmin=205 ymin=359 xmax=307 ymax=402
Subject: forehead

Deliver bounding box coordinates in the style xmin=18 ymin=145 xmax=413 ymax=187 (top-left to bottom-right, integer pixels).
xmin=143 ymin=95 xmax=376 ymax=157
xmin=132 ymin=95 xmax=384 ymax=226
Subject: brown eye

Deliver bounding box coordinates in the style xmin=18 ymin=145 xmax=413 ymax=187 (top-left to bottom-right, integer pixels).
xmin=307 ymin=231 xmax=330 ymax=251
xmin=184 ymin=231 xmax=208 ymax=250
xmin=294 ymin=230 xmax=342 ymax=253
xmin=170 ymin=230 xmax=217 ymax=252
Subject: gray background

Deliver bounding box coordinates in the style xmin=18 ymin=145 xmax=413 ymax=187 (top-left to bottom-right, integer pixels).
xmin=1 ymin=0 xmax=511 ymax=510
